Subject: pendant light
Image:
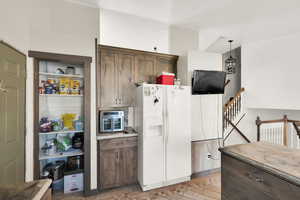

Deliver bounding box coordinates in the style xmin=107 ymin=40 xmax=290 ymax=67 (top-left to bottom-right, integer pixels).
xmin=225 ymin=40 xmax=237 ymax=74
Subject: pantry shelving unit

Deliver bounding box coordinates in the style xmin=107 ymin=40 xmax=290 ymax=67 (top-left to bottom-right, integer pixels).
xmin=39 ymin=149 xmax=84 ymax=160
xmin=40 ymin=94 xmax=84 ymax=97
xmin=39 ymin=130 xmax=84 ymax=136
xmin=29 ymin=51 xmax=92 ymax=195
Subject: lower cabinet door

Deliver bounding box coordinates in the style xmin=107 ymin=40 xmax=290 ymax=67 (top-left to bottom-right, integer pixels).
xmin=120 ymin=147 xmax=138 ymax=185
xmin=100 ymin=149 xmax=120 ymax=189
xmin=222 ymin=154 xmax=300 ymax=200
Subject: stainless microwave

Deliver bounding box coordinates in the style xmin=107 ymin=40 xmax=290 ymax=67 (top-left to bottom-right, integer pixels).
xmin=100 ymin=111 xmax=124 ymax=133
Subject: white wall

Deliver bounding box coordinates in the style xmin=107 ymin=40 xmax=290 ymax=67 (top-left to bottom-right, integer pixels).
xmin=198 ymin=18 xmax=300 ymax=148
xmin=99 ymin=8 xmax=200 ymax=56
xmin=0 ymin=1 xmax=30 ymax=53
xmin=100 ymin=8 xmax=170 ymax=53
xmin=1 ymin=0 xmax=99 ymax=190
xmin=177 ymin=50 xmax=223 ymax=173
xmin=243 ymin=32 xmax=300 ymax=110
xmin=169 ymin=26 xmax=199 ymax=56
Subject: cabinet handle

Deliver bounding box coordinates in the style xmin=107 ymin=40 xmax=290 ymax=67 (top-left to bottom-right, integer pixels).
xmin=255 ymin=177 xmax=264 ymax=183
xmin=115 ymin=98 xmax=118 ymax=104
xmin=116 ymin=152 xmax=119 ymax=161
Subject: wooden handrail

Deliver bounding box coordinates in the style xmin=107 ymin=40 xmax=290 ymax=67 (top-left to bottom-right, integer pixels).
xmin=256 ymin=116 xmax=300 ymax=126
xmin=256 ymin=115 xmax=300 ymax=145
xmin=224 ymin=88 xmax=245 ymax=110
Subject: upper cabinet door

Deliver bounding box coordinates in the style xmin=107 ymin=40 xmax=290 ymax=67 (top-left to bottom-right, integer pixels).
xmin=135 ymin=54 xmax=156 ymax=84
xmin=118 ymin=53 xmax=135 ymax=107
xmin=100 ymin=51 xmax=118 ymax=108
xmin=155 ymin=56 xmax=178 ymax=76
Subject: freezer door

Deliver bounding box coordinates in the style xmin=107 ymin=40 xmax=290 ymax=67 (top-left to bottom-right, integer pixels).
xmin=141 ymin=85 xmax=165 ymax=185
xmin=142 ymin=128 xmax=165 ymax=185
xmin=165 ymin=86 xmax=191 ymax=181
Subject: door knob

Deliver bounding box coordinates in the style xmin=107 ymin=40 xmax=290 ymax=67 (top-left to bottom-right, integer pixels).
xmin=0 ymin=80 xmax=7 ymax=93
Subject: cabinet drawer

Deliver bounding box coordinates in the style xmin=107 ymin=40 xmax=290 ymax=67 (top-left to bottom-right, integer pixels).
xmin=222 ymin=154 xmax=300 ymax=200
xmin=100 ymin=137 xmax=137 ymax=151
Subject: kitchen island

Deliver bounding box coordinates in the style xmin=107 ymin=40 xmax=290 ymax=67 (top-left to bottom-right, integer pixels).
xmin=0 ymin=179 xmax=52 ymax=200
xmin=219 ymin=142 xmax=300 ymax=200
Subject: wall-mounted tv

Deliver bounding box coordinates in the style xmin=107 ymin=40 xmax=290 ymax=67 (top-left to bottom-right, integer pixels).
xmin=192 ymin=70 xmax=226 ymax=95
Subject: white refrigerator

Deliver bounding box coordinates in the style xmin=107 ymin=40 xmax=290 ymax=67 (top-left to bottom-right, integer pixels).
xmin=135 ymin=84 xmax=191 ymax=191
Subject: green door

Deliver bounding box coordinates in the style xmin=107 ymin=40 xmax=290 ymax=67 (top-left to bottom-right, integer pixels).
xmin=0 ymin=42 xmax=26 ymax=185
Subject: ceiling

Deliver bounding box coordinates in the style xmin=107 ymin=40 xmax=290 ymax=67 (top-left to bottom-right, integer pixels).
xmin=69 ymin=0 xmax=300 ymax=52
xmin=77 ymin=0 xmax=300 ymax=29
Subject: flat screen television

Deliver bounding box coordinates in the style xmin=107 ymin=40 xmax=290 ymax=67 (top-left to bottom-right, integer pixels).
xmin=192 ymin=70 xmax=226 ymax=95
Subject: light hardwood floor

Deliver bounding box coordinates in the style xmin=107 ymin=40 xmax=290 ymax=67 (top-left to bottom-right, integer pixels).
xmin=55 ymin=173 xmax=221 ymax=200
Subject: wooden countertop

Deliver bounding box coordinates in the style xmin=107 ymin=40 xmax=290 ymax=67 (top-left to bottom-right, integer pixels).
xmin=0 ymin=179 xmax=52 ymax=200
xmin=219 ymin=142 xmax=300 ymax=186
xmin=97 ymin=127 xmax=138 ymax=140
xmin=97 ymin=132 xmax=138 ymax=140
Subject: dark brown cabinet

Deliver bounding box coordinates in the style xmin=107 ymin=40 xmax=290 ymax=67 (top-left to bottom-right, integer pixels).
xmin=135 ymin=54 xmax=156 ymax=84
xmin=99 ymin=149 xmax=120 ymax=189
xmin=118 ymin=53 xmax=135 ymax=107
xmin=99 ymin=50 xmax=135 ymax=108
xmin=99 ymin=50 xmax=118 ymax=108
xmin=98 ymin=45 xmax=178 ymax=109
xmin=120 ymin=147 xmax=138 ymax=185
xmin=99 ymin=137 xmax=137 ymax=190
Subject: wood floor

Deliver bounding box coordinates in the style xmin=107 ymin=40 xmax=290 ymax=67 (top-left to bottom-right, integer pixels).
xmin=55 ymin=173 xmax=220 ymax=200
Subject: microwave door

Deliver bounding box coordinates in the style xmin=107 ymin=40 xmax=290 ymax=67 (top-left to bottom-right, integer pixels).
xmin=103 ymin=118 xmax=113 ymax=132
xmin=113 ymin=118 xmax=123 ymax=131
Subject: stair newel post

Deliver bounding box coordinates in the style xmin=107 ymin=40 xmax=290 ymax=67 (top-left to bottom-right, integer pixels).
xmin=256 ymin=117 xmax=261 ymax=142
xmin=283 ymin=115 xmax=288 ymax=146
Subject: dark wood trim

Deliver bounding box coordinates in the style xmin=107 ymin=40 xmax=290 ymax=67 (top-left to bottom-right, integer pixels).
xmin=84 ymin=189 xmax=100 ymax=196
xmin=292 ymin=122 xmax=300 ymax=139
xmin=83 ymin=60 xmax=92 ymax=195
xmin=224 ymin=79 xmax=230 ymax=87
xmin=99 ymin=45 xmax=179 ymax=60
xmin=33 ymin=58 xmax=40 ymax=180
xmin=96 ymin=39 xmax=101 ymax=133
xmin=224 ymin=116 xmax=251 ymax=143
xmin=28 ymin=51 xmax=92 ymax=64
xmin=30 ymin=51 xmax=92 ymax=195
xmin=223 ymin=113 xmax=246 ymax=143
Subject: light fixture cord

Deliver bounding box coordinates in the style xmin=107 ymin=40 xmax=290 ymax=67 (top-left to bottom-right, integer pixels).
xmin=229 ymin=41 xmax=232 ymax=57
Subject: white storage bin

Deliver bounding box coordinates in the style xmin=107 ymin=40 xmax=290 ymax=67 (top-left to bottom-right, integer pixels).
xmin=64 ymin=173 xmax=83 ymax=193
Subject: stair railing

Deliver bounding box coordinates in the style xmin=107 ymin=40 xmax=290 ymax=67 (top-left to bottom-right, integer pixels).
xmin=223 ymin=88 xmax=250 ymax=144
xmin=223 ymin=88 xmax=245 ymax=132
xmin=256 ymin=115 xmax=300 ymax=147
